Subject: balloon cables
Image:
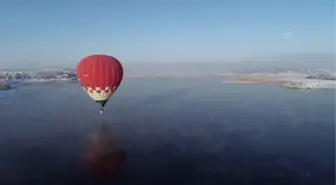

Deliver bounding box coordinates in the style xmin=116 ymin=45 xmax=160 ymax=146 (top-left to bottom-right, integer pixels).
xmin=100 ymin=101 xmax=107 ymax=115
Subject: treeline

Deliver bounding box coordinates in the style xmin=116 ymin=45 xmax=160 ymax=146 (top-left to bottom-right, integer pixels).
xmin=306 ymin=75 xmax=336 ymax=81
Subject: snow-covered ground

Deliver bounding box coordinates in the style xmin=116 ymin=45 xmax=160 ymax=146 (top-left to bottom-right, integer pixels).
xmin=277 ymin=77 xmax=336 ymax=89
xmin=233 ymin=71 xmax=336 ymax=89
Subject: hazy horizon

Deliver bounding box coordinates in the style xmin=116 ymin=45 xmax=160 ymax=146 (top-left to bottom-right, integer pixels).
xmin=1 ymin=53 xmax=335 ymax=71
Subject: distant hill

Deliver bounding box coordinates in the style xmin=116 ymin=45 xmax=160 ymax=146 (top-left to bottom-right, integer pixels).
xmin=123 ymin=62 xmax=239 ymax=76
xmin=2 ymin=53 xmax=334 ymax=77
xmin=0 ymin=69 xmax=12 ymax=72
xmin=122 ymin=53 xmax=335 ymax=76
xmin=239 ymin=53 xmax=335 ymax=71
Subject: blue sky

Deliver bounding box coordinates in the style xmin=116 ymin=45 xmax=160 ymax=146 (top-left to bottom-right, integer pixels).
xmin=0 ymin=0 xmax=334 ymax=68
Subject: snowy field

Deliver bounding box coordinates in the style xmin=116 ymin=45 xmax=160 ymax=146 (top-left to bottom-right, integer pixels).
xmin=277 ymin=77 xmax=336 ymax=89
xmin=231 ymin=72 xmax=336 ymax=89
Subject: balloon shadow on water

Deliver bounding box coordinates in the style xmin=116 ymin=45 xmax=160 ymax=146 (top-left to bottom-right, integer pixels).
xmin=79 ymin=121 xmax=127 ymax=184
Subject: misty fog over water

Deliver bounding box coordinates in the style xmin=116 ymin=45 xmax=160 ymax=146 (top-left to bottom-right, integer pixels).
xmin=0 ymin=77 xmax=335 ymax=185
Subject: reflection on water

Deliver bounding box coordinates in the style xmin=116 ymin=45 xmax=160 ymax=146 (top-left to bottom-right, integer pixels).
xmin=0 ymin=79 xmax=335 ymax=185
xmin=84 ymin=121 xmax=126 ymax=180
xmin=0 ymin=120 xmax=126 ymax=185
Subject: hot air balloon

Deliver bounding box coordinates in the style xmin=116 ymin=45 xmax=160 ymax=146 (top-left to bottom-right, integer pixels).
xmin=76 ymin=54 xmax=123 ymax=115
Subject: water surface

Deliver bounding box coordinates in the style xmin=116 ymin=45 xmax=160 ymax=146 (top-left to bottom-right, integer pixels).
xmin=0 ymin=77 xmax=334 ymax=185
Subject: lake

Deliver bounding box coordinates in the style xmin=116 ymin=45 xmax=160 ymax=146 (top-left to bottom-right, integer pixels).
xmin=0 ymin=77 xmax=335 ymax=185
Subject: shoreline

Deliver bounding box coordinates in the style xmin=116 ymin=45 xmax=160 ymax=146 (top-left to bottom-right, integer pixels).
xmin=0 ymin=83 xmax=10 ymax=91
xmin=229 ymin=75 xmax=336 ymax=89
xmin=233 ymin=76 xmax=288 ymax=86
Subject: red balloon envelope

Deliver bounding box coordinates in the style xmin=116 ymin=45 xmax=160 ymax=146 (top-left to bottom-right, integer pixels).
xmin=76 ymin=54 xmax=123 ymax=106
